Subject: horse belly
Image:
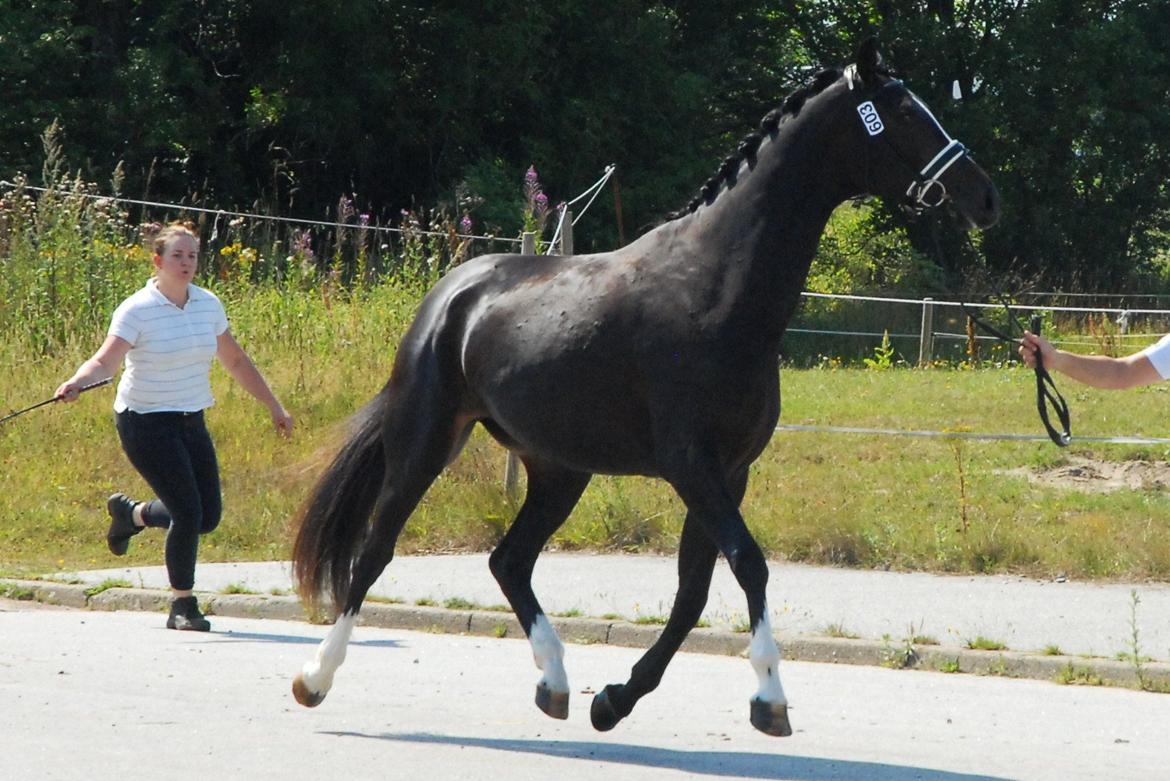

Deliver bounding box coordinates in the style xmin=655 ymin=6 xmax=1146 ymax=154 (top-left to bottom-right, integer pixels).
xmin=474 ymin=360 xmax=657 ymax=476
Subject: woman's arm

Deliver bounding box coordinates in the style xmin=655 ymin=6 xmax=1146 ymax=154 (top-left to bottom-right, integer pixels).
xmin=1019 ymin=331 xmax=1162 ymax=390
xmin=216 ymin=329 xmax=294 ymax=437
xmin=55 ymin=335 xmax=132 ymax=401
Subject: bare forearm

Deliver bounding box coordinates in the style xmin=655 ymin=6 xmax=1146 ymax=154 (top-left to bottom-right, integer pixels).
xmin=225 ymin=356 xmax=282 ymax=410
xmin=1047 ymin=350 xmax=1157 ymax=390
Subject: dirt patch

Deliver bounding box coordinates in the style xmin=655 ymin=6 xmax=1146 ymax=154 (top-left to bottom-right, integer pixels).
xmin=1012 ymin=456 xmax=1170 ymax=493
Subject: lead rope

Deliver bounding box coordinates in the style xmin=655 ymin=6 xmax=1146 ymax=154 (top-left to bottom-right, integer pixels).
xmin=961 ymin=303 xmax=1071 ymax=447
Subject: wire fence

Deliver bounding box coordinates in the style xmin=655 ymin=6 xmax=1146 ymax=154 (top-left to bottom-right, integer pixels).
xmin=786 ymin=292 xmax=1170 ymax=367
xmin=7 ymin=176 xmax=1169 ymax=369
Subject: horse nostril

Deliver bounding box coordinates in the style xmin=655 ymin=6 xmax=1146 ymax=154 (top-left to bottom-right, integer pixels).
xmin=984 ymin=186 xmax=1001 ymax=221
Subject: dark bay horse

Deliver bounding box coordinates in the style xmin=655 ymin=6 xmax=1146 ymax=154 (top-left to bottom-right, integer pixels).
xmin=291 ymin=39 xmax=1000 ymax=736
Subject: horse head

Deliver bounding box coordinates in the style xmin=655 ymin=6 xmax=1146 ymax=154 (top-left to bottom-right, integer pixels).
xmin=845 ymin=38 xmax=1000 ymax=231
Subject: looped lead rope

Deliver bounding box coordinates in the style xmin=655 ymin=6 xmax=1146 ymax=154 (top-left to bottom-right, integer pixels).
xmin=1029 ymin=315 xmax=1072 ymax=447
xmin=961 ymin=302 xmax=1071 ymax=447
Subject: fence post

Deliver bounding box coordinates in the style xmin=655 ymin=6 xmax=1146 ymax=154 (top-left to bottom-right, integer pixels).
xmin=918 ymin=297 xmax=935 ymax=366
xmin=560 ymin=209 xmax=574 ymax=256
xmin=503 ymin=233 xmax=538 ymax=502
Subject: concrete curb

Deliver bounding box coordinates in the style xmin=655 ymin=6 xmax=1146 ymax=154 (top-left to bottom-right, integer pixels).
xmin=3 ymin=577 xmax=1168 ymax=691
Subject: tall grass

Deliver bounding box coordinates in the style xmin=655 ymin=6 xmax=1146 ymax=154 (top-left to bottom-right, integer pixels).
xmin=3 ymin=164 xmax=1169 ymax=583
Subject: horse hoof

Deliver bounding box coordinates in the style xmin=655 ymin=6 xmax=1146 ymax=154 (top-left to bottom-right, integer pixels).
xmin=750 ymin=699 xmax=792 ymax=736
xmin=535 ymin=683 xmax=569 ymax=719
xmin=590 ymin=688 xmax=621 ymax=732
xmin=292 ymin=673 xmax=326 ymax=708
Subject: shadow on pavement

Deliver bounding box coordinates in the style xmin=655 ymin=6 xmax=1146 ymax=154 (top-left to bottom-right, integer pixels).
xmin=321 ymin=731 xmax=1008 ymax=781
xmin=210 ymin=629 xmax=402 ymax=648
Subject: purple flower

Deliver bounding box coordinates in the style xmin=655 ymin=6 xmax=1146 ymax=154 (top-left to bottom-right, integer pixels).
xmin=359 ymin=213 xmax=370 ymax=227
xmin=460 ymin=214 xmax=474 ymax=234
xmin=525 ymin=166 xmax=538 ymax=184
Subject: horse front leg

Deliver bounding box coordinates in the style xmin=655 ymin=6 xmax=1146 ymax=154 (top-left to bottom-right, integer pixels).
xmin=666 ymin=454 xmax=792 ymax=737
xmin=488 ymin=461 xmax=591 ymax=720
xmin=590 ymin=514 xmax=718 ymax=731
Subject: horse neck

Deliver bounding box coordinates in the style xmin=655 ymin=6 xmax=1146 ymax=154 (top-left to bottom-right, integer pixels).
xmin=670 ymin=84 xmax=856 ymax=351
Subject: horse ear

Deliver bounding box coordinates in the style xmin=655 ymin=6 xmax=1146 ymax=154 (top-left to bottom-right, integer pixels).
xmin=855 ymin=37 xmax=884 ymax=86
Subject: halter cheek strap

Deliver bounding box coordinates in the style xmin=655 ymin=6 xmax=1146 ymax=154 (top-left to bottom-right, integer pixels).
xmin=846 ymin=70 xmax=971 ymax=214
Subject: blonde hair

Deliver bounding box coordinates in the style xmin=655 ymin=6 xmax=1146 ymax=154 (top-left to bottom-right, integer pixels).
xmin=144 ymin=220 xmax=199 ymax=256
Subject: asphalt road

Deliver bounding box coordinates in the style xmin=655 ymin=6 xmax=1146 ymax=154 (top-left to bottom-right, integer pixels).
xmin=2 ymin=601 xmax=1165 ymax=781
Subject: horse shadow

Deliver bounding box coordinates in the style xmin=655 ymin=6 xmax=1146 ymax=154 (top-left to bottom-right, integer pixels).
xmin=207 ymin=629 xmax=402 ymax=648
xmin=321 ymin=731 xmax=1009 ymax=781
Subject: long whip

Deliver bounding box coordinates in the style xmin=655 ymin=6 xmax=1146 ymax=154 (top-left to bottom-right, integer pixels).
xmin=0 ymin=377 xmax=113 ymax=426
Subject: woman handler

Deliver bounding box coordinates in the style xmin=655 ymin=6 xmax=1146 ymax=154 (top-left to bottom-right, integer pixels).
xmin=56 ymin=222 xmax=293 ymax=631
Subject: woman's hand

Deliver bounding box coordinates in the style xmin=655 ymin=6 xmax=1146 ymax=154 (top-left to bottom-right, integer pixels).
xmin=1017 ymin=331 xmax=1054 ymax=369
xmin=271 ymin=405 xmax=294 ymax=438
xmin=54 ymin=380 xmax=83 ymax=403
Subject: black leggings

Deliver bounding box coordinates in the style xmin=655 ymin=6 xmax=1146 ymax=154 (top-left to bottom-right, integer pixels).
xmin=114 ymin=410 xmax=222 ymax=591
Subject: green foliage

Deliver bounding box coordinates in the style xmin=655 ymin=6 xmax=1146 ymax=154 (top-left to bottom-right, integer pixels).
xmin=862 ymin=331 xmax=897 ymax=371
xmin=808 ymin=203 xmax=940 ymax=295
xmin=6 ymin=178 xmax=1170 ymax=586
xmin=6 ymin=2 xmax=1170 ymax=288
xmin=0 ymin=131 xmax=146 ymax=354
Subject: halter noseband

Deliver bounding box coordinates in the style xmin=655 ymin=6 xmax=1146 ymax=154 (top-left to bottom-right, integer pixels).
xmin=845 ymin=65 xmax=970 ymax=215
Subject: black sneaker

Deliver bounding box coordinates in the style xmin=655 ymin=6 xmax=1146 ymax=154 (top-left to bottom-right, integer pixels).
xmin=166 ymin=596 xmax=211 ymax=632
xmin=106 ymin=493 xmax=143 ymax=556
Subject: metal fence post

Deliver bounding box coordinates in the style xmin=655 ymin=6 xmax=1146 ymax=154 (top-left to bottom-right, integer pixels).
xmin=503 ymin=232 xmax=538 ymax=502
xmin=918 ymin=297 xmax=935 ymax=366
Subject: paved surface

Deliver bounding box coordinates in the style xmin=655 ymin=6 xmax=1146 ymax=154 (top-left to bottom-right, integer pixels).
xmin=2 ymin=605 xmax=1168 ymax=781
xmin=53 ymin=553 xmax=1170 ymax=663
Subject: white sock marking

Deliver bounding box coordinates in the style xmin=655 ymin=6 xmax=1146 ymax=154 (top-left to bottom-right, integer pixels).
xmin=528 ymin=614 xmax=569 ymax=693
xmin=749 ymin=610 xmax=787 ymax=705
xmin=300 ymin=612 xmax=357 ymax=695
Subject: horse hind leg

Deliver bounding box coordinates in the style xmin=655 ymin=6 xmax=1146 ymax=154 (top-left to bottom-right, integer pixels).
xmin=293 ymin=397 xmax=468 ymax=708
xmin=291 ymin=479 xmax=434 ymax=707
xmin=488 ymin=460 xmax=591 ymax=720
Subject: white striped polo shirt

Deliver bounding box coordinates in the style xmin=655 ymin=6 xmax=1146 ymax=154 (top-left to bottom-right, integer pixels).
xmin=109 ymin=280 xmax=229 ymax=413
xmin=1141 ymin=333 xmax=1170 ymax=380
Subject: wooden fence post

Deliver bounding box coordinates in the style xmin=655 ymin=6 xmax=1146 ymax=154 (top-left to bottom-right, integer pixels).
xmin=560 ymin=209 xmax=573 ymax=256
xmin=503 ymin=233 xmax=538 ymax=502
xmin=918 ymin=297 xmax=935 ymax=366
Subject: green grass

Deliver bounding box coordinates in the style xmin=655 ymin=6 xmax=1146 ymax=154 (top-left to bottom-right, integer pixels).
xmin=0 ymin=583 xmax=35 ymax=600
xmin=83 ymin=578 xmax=132 ymax=597
xmin=6 ymin=319 xmax=1170 ymax=585
xmin=3 ymin=187 xmax=1170 ymax=587
xmin=1055 ymin=664 xmax=1103 ymax=686
xmin=966 ymin=636 xmax=1008 ymax=651
xmin=824 ymin=621 xmax=860 ymax=639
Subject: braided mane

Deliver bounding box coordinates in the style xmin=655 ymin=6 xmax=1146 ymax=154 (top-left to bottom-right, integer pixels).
xmin=667 ymin=68 xmax=844 ymax=221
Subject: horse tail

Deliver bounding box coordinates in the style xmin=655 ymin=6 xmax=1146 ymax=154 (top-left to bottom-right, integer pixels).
xmin=292 ymin=392 xmax=388 ymax=612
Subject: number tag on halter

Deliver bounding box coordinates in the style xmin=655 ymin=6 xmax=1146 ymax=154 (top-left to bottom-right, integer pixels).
xmin=856 ymin=101 xmax=884 ymax=136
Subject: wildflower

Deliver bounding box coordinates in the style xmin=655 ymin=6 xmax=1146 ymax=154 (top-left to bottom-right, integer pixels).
xmin=522 ymin=165 xmax=552 ymax=235
xmin=337 ymin=195 xmax=355 ymax=224
xmin=459 ymin=213 xmax=474 ymax=234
